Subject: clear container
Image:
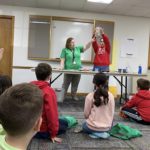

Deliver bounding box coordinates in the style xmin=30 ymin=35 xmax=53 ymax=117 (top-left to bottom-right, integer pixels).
xmin=54 ymin=88 xmax=65 ymax=102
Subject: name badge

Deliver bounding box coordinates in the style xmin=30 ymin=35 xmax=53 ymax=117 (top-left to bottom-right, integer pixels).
xmin=73 ymin=61 xmax=76 ymax=64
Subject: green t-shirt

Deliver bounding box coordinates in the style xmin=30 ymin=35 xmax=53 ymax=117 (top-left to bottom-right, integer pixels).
xmin=60 ymin=46 xmax=83 ymax=70
xmin=0 ymin=135 xmax=19 ymax=150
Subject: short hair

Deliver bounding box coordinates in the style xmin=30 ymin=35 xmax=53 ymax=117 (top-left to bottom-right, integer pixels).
xmin=65 ymin=37 xmax=74 ymax=49
xmin=137 ymin=78 xmax=150 ymax=90
xmin=0 ymin=83 xmax=43 ymax=136
xmin=35 ymin=63 xmax=52 ymax=81
xmin=0 ymin=75 xmax=12 ymax=95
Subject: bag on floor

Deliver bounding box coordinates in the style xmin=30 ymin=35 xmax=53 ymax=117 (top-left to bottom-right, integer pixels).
xmin=59 ymin=115 xmax=78 ymax=128
xmin=109 ymin=123 xmax=142 ymax=140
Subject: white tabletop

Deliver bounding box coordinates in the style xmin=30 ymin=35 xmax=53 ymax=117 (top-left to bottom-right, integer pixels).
xmin=52 ymin=68 xmax=147 ymax=77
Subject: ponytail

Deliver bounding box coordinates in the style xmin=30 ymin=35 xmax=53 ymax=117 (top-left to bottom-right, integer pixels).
xmin=94 ymin=86 xmax=109 ymax=107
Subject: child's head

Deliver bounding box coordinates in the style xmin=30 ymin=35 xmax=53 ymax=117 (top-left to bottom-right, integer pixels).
xmin=137 ymin=78 xmax=150 ymax=90
xmin=35 ymin=63 xmax=52 ymax=81
xmin=93 ymin=73 xmax=109 ymax=107
xmin=93 ymin=73 xmax=108 ymax=88
xmin=0 ymin=83 xmax=43 ymax=137
xmin=0 ymin=75 xmax=12 ymax=95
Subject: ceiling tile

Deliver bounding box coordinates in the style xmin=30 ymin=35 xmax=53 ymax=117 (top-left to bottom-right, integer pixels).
xmin=0 ymin=0 xmax=150 ymax=18
xmin=37 ymin=0 xmax=60 ymax=9
xmin=134 ymin=0 xmax=150 ymax=8
xmin=83 ymin=1 xmax=108 ymax=13
xmin=124 ymin=6 xmax=150 ymax=17
xmin=60 ymin=0 xmax=85 ymax=11
xmin=0 ymin=0 xmax=14 ymax=5
xmin=11 ymin=0 xmax=37 ymax=7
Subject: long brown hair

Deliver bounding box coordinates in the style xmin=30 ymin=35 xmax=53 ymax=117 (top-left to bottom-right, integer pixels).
xmin=93 ymin=73 xmax=109 ymax=107
xmin=65 ymin=37 xmax=74 ymax=49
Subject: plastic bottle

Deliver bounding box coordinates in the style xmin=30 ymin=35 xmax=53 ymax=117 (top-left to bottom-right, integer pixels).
xmin=138 ymin=65 xmax=142 ymax=74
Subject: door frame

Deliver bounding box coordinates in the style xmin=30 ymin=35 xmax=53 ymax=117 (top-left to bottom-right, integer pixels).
xmin=0 ymin=15 xmax=14 ymax=77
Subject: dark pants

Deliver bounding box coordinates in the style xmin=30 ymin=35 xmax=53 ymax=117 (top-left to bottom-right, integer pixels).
xmin=34 ymin=119 xmax=68 ymax=139
xmin=62 ymin=74 xmax=81 ymax=97
xmin=122 ymin=107 xmax=150 ymax=125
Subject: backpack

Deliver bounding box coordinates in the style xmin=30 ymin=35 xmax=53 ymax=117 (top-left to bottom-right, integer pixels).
xmin=59 ymin=115 xmax=78 ymax=128
xmin=109 ymin=123 xmax=142 ymax=140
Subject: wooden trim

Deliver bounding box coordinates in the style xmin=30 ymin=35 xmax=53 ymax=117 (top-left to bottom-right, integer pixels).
xmin=82 ymin=60 xmax=92 ymax=64
xmin=67 ymin=93 xmax=122 ymax=100
xmin=148 ymin=36 xmax=150 ymax=69
xmin=49 ymin=17 xmax=52 ymax=58
xmin=0 ymin=15 xmax=15 ymax=19
xmin=13 ymin=66 xmax=34 ymax=69
xmin=52 ymin=16 xmax=94 ymax=24
xmin=67 ymin=92 xmax=88 ymax=97
xmin=29 ymin=15 xmax=51 ymax=20
xmin=95 ymin=19 xmax=115 ymax=24
xmin=28 ymin=57 xmax=60 ymax=61
xmin=11 ymin=16 xmax=15 ymax=78
xmin=0 ymin=15 xmax=15 ymax=78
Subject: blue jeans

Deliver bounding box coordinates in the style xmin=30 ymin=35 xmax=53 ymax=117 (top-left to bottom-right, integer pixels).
xmin=34 ymin=119 xmax=68 ymax=139
xmin=93 ymin=66 xmax=109 ymax=72
xmin=82 ymin=122 xmax=108 ymax=134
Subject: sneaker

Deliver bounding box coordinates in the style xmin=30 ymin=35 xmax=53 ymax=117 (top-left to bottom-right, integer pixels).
xmin=89 ymin=132 xmax=110 ymax=139
xmin=89 ymin=134 xmax=99 ymax=139
xmin=74 ymin=126 xmax=83 ymax=133
xmin=72 ymin=96 xmax=79 ymax=101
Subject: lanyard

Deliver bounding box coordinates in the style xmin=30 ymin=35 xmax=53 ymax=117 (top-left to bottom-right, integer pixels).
xmin=70 ymin=49 xmax=75 ymax=64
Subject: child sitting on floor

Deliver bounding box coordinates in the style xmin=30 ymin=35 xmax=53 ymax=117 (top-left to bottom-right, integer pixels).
xmin=31 ymin=63 xmax=68 ymax=143
xmin=120 ymin=78 xmax=150 ymax=125
xmin=0 ymin=83 xmax=43 ymax=150
xmin=82 ymin=73 xmax=115 ymax=138
xmin=0 ymin=75 xmax=12 ymax=135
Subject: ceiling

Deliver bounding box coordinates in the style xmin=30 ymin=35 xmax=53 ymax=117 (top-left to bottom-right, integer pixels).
xmin=0 ymin=0 xmax=150 ymax=18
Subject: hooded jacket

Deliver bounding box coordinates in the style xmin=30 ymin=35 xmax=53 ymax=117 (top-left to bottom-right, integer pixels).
xmin=31 ymin=81 xmax=59 ymax=138
xmin=92 ymin=34 xmax=111 ymax=66
xmin=122 ymin=90 xmax=150 ymax=122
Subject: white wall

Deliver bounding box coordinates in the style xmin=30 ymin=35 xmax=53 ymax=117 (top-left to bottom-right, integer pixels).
xmin=0 ymin=5 xmax=149 ymax=94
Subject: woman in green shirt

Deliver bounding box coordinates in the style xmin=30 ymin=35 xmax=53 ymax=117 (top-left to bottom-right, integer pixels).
xmin=60 ymin=37 xmax=92 ymax=101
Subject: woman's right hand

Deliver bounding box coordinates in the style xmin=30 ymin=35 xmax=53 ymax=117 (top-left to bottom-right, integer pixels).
xmin=59 ymin=66 xmax=64 ymax=70
xmin=51 ymin=136 xmax=62 ymax=143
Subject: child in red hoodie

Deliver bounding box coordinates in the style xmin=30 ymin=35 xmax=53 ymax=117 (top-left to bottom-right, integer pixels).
xmin=31 ymin=63 xmax=68 ymax=143
xmin=120 ymin=78 xmax=150 ymax=125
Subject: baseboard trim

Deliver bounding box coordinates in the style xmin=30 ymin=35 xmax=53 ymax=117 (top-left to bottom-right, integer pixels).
xmin=67 ymin=93 xmax=125 ymax=99
xmin=67 ymin=93 xmax=88 ymax=97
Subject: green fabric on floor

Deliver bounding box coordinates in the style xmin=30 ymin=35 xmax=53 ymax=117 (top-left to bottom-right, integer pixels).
xmin=109 ymin=123 xmax=142 ymax=140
